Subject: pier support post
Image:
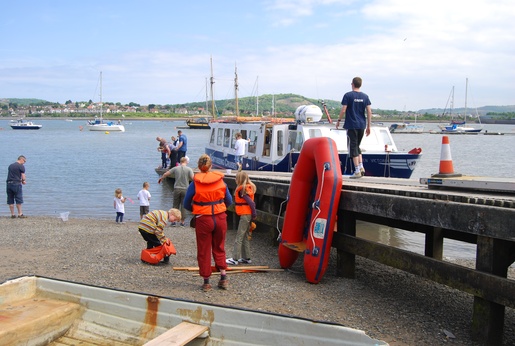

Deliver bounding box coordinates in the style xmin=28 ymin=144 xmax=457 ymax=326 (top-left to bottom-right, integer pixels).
xmin=472 ymin=236 xmax=507 ymax=345
xmin=336 ymin=210 xmax=356 ymax=279
xmin=425 ymin=227 xmax=444 ymax=260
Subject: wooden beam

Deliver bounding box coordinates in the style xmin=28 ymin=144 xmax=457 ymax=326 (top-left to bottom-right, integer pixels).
xmin=333 ymin=233 xmax=515 ymax=308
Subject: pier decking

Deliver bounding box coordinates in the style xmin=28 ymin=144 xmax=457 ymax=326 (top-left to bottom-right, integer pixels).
xmin=222 ymin=172 xmax=515 ymax=345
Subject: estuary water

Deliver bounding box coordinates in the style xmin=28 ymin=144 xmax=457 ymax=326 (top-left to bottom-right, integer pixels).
xmin=1 ymin=119 xmax=513 ymax=259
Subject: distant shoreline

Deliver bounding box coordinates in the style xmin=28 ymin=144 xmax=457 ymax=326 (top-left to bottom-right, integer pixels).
xmin=1 ymin=116 xmax=492 ymax=124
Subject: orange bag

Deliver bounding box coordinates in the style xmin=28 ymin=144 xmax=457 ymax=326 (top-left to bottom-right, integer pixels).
xmin=140 ymin=241 xmax=177 ymax=264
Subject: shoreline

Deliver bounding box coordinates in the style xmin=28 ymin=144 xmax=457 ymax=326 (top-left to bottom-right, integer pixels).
xmin=3 ymin=116 xmax=506 ymax=125
xmin=0 ymin=216 xmax=513 ymax=345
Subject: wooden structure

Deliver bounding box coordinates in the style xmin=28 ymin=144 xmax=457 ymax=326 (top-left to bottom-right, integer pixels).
xmin=223 ymin=172 xmax=515 ymax=345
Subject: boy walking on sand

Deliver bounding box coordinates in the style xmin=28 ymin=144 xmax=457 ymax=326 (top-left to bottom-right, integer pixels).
xmin=137 ymin=182 xmax=151 ymax=219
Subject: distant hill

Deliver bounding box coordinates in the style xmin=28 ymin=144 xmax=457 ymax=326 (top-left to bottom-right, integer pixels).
xmin=170 ymin=93 xmax=342 ymax=116
xmin=0 ymin=98 xmax=54 ymax=106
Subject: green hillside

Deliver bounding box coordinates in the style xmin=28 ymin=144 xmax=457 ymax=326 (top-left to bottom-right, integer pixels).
xmin=172 ymin=93 xmax=341 ymax=116
xmin=0 ymin=98 xmax=54 ymax=106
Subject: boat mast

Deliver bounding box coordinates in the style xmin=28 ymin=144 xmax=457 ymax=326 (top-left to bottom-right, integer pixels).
xmin=210 ymin=56 xmax=216 ymax=119
xmin=234 ymin=63 xmax=239 ymax=116
xmin=99 ymin=71 xmax=103 ymax=120
xmin=272 ymin=94 xmax=275 ymax=117
xmin=450 ymin=86 xmax=454 ymax=119
xmin=205 ymin=77 xmax=208 ymax=115
xmin=464 ymin=77 xmax=468 ymax=122
xmin=256 ymin=76 xmax=259 ymax=116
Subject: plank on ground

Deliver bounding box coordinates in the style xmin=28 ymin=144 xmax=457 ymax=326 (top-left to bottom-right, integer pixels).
xmin=173 ymin=265 xmax=269 ymax=271
xmin=194 ymin=268 xmax=285 ymax=276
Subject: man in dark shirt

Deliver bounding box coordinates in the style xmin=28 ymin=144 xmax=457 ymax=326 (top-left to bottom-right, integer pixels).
xmin=335 ymin=77 xmax=372 ymax=178
xmin=176 ymin=130 xmax=188 ymax=162
xmin=6 ymin=155 xmax=27 ymax=218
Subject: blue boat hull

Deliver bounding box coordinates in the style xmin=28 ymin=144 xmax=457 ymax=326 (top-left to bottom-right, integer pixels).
xmin=206 ymin=149 xmax=421 ymax=179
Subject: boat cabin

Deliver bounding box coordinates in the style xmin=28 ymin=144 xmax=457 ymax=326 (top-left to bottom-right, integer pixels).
xmin=205 ymin=105 xmax=420 ymax=177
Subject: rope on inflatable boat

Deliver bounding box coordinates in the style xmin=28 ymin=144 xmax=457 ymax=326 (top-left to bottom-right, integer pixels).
xmin=308 ymin=165 xmax=326 ymax=251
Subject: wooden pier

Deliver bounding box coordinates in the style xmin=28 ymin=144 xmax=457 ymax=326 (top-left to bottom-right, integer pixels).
xmin=222 ymin=172 xmax=515 ymax=345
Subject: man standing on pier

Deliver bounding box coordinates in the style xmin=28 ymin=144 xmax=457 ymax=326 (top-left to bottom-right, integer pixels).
xmin=175 ymin=130 xmax=188 ymax=162
xmin=335 ymin=76 xmax=372 ymax=178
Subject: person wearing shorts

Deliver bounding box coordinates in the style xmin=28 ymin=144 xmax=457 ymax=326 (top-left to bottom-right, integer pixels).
xmin=6 ymin=155 xmax=27 ymax=218
xmin=335 ymin=77 xmax=372 ymax=178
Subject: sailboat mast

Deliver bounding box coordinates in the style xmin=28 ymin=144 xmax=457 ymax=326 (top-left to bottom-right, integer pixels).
xmin=464 ymin=78 xmax=468 ymax=121
xmin=256 ymin=76 xmax=259 ymax=116
xmin=210 ymin=56 xmax=216 ymax=118
xmin=234 ymin=63 xmax=239 ymax=116
xmin=205 ymin=77 xmax=208 ymax=116
xmin=450 ymin=86 xmax=454 ymax=119
xmin=272 ymin=94 xmax=275 ymax=117
xmin=99 ymin=71 xmax=103 ymax=120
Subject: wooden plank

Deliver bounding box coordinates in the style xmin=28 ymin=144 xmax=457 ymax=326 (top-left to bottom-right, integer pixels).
xmin=282 ymin=241 xmax=306 ymax=252
xmin=194 ymin=268 xmax=285 ymax=276
xmin=143 ymin=321 xmax=208 ymax=346
xmin=173 ymin=265 xmax=269 ymax=271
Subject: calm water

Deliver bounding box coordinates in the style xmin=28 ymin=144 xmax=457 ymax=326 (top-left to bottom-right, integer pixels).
xmin=1 ymin=119 xmax=513 ymax=259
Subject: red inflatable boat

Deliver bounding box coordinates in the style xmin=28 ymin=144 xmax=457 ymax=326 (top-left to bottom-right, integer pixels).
xmin=278 ymin=137 xmax=343 ymax=283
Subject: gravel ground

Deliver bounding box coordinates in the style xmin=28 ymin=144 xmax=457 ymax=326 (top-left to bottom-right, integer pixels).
xmin=0 ymin=216 xmax=513 ymax=346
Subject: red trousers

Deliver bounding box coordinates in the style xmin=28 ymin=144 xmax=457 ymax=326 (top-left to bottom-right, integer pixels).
xmin=195 ymin=213 xmax=228 ymax=278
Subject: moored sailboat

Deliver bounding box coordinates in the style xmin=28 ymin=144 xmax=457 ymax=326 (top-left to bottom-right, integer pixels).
xmin=439 ymin=79 xmax=482 ymax=134
xmin=86 ymin=72 xmax=125 ymax=132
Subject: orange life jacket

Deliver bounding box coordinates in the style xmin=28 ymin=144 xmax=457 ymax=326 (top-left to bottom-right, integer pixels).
xmin=192 ymin=171 xmax=227 ymax=215
xmin=234 ymin=184 xmax=255 ymax=215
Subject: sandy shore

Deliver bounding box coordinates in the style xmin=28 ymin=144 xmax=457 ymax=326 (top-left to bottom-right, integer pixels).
xmin=0 ymin=216 xmax=513 ymax=345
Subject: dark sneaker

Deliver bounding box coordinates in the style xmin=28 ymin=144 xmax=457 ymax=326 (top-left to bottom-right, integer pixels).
xmin=238 ymin=258 xmax=252 ymax=264
xmin=218 ymin=279 xmax=229 ymax=290
xmin=18 ymin=214 xmax=27 ymax=218
xmin=11 ymin=215 xmax=16 ymax=219
xmin=202 ymin=283 xmax=212 ymax=292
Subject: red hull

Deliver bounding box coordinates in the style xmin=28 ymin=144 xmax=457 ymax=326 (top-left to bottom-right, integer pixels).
xmin=278 ymin=137 xmax=342 ymax=283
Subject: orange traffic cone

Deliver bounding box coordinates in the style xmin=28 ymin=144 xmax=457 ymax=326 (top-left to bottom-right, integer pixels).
xmin=432 ymin=136 xmax=462 ymax=178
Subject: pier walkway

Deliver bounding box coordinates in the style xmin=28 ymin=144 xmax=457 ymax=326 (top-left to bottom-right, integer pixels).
xmin=222 ymin=172 xmax=515 ymax=345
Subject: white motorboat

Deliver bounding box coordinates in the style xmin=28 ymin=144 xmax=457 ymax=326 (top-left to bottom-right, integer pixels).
xmin=10 ymin=119 xmax=42 ymax=130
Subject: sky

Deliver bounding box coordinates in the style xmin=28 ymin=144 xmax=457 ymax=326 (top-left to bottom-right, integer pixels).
xmin=1 ymin=0 xmax=514 ymax=111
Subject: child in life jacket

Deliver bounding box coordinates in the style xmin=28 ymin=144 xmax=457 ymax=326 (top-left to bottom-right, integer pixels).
xmin=226 ymin=171 xmax=257 ymax=265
